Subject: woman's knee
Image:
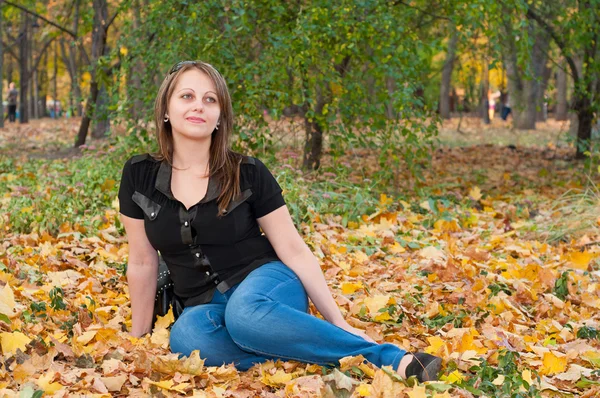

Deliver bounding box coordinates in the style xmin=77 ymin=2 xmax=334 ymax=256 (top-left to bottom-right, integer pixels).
xmin=169 ymin=306 xmax=224 ymax=355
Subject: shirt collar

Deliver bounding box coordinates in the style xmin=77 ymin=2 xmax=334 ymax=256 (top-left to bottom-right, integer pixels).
xmin=155 ymin=160 xmax=221 ymax=203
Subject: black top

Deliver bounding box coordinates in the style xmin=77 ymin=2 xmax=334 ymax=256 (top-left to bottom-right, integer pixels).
xmin=118 ymin=153 xmax=286 ymax=307
xmin=8 ymin=89 xmax=18 ymax=105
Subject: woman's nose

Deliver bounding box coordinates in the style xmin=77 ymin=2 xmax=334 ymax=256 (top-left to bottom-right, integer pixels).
xmin=192 ymin=99 xmax=204 ymax=111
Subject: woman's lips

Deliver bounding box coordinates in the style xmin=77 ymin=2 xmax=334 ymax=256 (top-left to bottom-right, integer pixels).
xmin=186 ymin=117 xmax=206 ymax=123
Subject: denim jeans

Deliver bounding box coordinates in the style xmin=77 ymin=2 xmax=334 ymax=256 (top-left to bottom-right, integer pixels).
xmin=169 ymin=260 xmax=407 ymax=371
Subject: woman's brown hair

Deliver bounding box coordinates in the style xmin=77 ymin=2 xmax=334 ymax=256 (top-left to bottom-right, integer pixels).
xmin=153 ymin=61 xmax=242 ymax=216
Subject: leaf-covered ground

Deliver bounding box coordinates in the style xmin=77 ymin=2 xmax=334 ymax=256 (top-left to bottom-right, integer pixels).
xmin=1 ymin=119 xmax=599 ymax=397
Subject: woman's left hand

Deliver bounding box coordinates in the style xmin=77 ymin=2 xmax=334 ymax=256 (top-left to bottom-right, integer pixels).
xmin=334 ymin=320 xmax=376 ymax=343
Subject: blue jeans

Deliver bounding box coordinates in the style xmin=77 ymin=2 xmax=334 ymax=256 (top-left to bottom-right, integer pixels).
xmin=169 ymin=261 xmax=406 ymax=371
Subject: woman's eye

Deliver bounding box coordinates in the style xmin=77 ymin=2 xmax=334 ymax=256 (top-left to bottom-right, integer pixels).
xmin=182 ymin=94 xmax=192 ymax=99
xmin=205 ymin=97 xmax=217 ymax=103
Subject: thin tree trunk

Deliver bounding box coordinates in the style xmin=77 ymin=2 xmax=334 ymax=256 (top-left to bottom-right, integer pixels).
xmin=303 ymin=82 xmax=326 ymax=170
xmin=575 ymin=95 xmax=592 ymax=159
xmin=440 ymin=25 xmax=458 ymax=119
xmin=19 ymin=11 xmax=29 ymax=124
xmin=480 ymin=60 xmax=490 ymax=124
xmin=129 ymin=0 xmax=144 ymax=120
xmin=75 ymin=0 xmax=108 ymax=147
xmin=535 ymin=43 xmax=551 ymax=122
xmin=385 ymin=76 xmax=396 ymax=119
xmin=555 ymin=60 xmax=568 ymax=120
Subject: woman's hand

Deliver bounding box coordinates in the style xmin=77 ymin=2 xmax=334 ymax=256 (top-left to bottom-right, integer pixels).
xmin=334 ymin=320 xmax=376 ymax=343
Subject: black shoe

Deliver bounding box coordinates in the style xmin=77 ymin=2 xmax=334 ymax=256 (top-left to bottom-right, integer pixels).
xmin=405 ymin=352 xmax=442 ymax=382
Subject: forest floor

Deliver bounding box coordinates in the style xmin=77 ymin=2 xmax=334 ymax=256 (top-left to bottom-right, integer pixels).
xmin=0 ymin=117 xmax=599 ymax=397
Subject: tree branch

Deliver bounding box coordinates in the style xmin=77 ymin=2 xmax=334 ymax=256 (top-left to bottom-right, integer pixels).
xmin=2 ymin=0 xmax=78 ymax=38
xmin=392 ymin=0 xmax=450 ymax=21
xmin=28 ymin=37 xmax=55 ymax=78
xmin=525 ymin=6 xmax=579 ymax=84
xmin=1 ymin=40 xmax=19 ymax=61
xmin=106 ymin=10 xmax=119 ymax=30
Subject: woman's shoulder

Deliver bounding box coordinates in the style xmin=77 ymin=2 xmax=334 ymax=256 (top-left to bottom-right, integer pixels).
xmin=125 ymin=153 xmax=161 ymax=167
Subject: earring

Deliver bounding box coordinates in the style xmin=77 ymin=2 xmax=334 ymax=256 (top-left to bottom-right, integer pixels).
xmin=164 ymin=115 xmax=169 ymax=123
xmin=215 ymin=123 xmax=220 ymax=130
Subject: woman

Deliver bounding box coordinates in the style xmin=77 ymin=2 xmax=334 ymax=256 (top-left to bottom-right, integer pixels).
xmin=118 ymin=60 xmax=441 ymax=382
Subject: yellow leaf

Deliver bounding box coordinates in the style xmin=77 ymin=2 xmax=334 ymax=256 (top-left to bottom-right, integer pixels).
xmin=388 ymin=242 xmax=405 ymax=254
xmin=261 ymin=369 xmax=293 ymax=387
xmin=440 ymin=370 xmax=464 ymax=383
xmin=37 ymin=371 xmax=64 ymax=394
xmin=341 ymin=282 xmax=363 ymax=295
xmin=374 ymin=312 xmax=392 ymax=322
xmin=540 ymin=351 xmax=568 ymax=375
xmin=356 ymin=383 xmax=372 ymax=396
xmin=0 ymin=283 xmax=17 ymax=317
xmin=425 ymin=336 xmax=447 ymax=356
xmin=469 ymin=186 xmax=482 ymax=201
xmin=407 ymin=385 xmax=427 ymax=398
xmin=76 ymin=330 xmax=97 ymax=345
xmin=154 ymin=307 xmax=175 ymax=330
xmin=433 ymin=393 xmax=452 ymax=398
xmin=0 ymin=331 xmax=31 ymax=356
xmin=564 ymin=251 xmax=594 ymax=270
xmin=362 ymin=295 xmax=390 ymax=315
xmin=150 ymin=328 xmax=170 ymax=348
xmin=492 ymin=374 xmax=505 ymax=385
xmin=522 ymin=369 xmax=533 ymax=385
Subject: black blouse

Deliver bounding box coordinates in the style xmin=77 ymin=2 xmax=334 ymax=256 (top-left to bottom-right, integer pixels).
xmin=117 ymin=153 xmax=286 ymax=307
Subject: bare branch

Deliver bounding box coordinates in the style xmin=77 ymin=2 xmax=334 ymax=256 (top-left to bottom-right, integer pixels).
xmin=106 ymin=10 xmax=119 ymax=29
xmin=2 ymin=0 xmax=78 ymax=38
xmin=1 ymin=40 xmax=19 ymax=61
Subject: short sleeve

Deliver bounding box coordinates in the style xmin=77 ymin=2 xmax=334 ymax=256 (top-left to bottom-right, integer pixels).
xmin=118 ymin=158 xmax=144 ymax=219
xmin=250 ymin=158 xmax=286 ymax=218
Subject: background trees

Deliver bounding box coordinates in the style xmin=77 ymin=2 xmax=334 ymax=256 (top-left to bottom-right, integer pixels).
xmin=1 ymin=0 xmax=598 ymax=163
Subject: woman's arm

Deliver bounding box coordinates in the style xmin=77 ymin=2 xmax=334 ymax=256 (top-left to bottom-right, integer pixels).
xmin=258 ymin=206 xmax=374 ymax=342
xmin=121 ymin=214 xmax=159 ymax=337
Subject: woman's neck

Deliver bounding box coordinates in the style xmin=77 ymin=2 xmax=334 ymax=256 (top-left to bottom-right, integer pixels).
xmin=171 ymin=135 xmax=212 ymax=171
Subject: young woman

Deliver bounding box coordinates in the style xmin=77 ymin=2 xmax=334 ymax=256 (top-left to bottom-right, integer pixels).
xmin=118 ymin=60 xmax=442 ymax=382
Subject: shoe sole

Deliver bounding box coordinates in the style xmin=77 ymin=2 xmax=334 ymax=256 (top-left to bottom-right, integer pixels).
xmin=420 ymin=357 xmax=442 ymax=382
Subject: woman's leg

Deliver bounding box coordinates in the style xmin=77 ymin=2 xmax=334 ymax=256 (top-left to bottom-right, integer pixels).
xmin=224 ymin=261 xmax=407 ymax=371
xmin=169 ymin=291 xmax=271 ymax=371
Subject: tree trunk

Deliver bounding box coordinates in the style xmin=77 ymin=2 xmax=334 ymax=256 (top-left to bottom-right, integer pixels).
xmin=75 ymin=0 xmax=108 ymax=147
xmin=385 ymin=76 xmax=396 ymax=119
xmin=480 ymin=60 xmax=490 ymax=124
xmin=129 ymin=0 xmax=145 ymax=120
xmin=440 ymin=25 xmax=458 ymax=119
xmin=38 ymin=50 xmax=48 ymax=118
xmin=19 ymin=11 xmax=29 ymax=124
xmin=574 ymin=95 xmax=592 ymax=159
xmin=303 ymin=83 xmax=326 ymax=170
xmin=92 ymin=82 xmax=110 ymax=138
xmin=535 ymin=42 xmax=551 ymax=122
xmin=555 ymin=61 xmax=568 ymax=120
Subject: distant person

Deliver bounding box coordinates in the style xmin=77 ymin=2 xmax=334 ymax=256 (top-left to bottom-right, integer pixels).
xmin=501 ymin=93 xmax=512 ymax=121
xmin=118 ymin=60 xmax=443 ymax=382
xmin=7 ymin=82 xmax=18 ymax=123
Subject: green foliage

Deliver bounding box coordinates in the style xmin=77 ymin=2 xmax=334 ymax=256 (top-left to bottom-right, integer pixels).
xmin=115 ymin=0 xmax=441 ymax=171
xmin=457 ymin=350 xmax=542 ymax=398
xmin=553 ymin=271 xmax=570 ymax=301
xmin=49 ymin=287 xmax=67 ymax=311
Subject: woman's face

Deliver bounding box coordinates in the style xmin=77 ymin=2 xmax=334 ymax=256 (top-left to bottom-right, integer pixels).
xmin=167 ymin=69 xmax=221 ymax=142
